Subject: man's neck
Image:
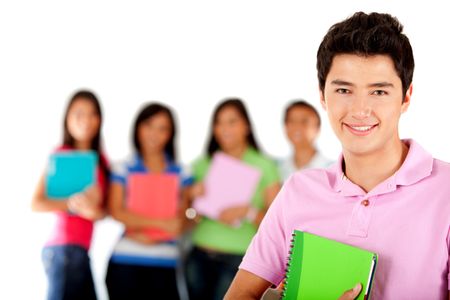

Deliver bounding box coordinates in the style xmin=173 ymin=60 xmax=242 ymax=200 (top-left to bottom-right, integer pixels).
xmin=293 ymin=144 xmax=316 ymax=169
xmin=343 ymin=140 xmax=409 ymax=193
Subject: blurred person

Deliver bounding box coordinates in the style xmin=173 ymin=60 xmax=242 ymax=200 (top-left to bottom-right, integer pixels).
xmin=185 ymin=98 xmax=281 ymax=300
xmin=105 ymin=103 xmax=193 ymax=300
xmin=32 ymin=90 xmax=110 ymax=300
xmin=279 ymin=100 xmax=333 ymax=181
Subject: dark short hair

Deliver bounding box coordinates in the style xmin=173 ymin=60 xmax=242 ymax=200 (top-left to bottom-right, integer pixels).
xmin=284 ymin=100 xmax=321 ymax=127
xmin=132 ymin=103 xmax=177 ymax=161
xmin=206 ymin=98 xmax=260 ymax=157
xmin=317 ymin=12 xmax=414 ymax=97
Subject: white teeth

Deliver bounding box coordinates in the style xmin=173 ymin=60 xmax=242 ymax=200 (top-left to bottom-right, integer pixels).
xmin=350 ymin=125 xmax=372 ymax=132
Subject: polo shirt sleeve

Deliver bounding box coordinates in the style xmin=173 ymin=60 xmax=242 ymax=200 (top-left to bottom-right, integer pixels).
xmin=180 ymin=164 xmax=194 ymax=187
xmin=447 ymin=228 xmax=450 ymax=290
xmin=110 ymin=160 xmax=127 ymax=186
xmin=239 ymin=175 xmax=293 ymax=285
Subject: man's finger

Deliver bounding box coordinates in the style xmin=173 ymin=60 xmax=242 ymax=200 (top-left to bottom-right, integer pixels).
xmin=339 ymin=283 xmax=362 ymax=300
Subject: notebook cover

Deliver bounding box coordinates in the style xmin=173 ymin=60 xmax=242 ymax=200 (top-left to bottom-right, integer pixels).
xmin=193 ymin=152 xmax=261 ymax=219
xmin=46 ymin=151 xmax=97 ymax=200
xmin=127 ymin=173 xmax=179 ymax=241
xmin=282 ymin=230 xmax=377 ymax=300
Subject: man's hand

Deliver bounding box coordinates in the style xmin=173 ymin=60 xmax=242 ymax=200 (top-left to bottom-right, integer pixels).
xmin=338 ymin=283 xmax=362 ymax=300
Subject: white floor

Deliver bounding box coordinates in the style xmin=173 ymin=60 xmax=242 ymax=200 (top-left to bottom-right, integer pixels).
xmin=3 ymin=212 xmax=123 ymax=300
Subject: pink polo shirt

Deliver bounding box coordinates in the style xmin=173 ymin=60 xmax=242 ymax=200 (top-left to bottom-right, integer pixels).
xmin=240 ymin=140 xmax=450 ymax=299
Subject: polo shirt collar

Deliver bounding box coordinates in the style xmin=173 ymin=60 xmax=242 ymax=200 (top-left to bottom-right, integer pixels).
xmin=331 ymin=139 xmax=433 ymax=197
xmin=131 ymin=153 xmax=176 ymax=173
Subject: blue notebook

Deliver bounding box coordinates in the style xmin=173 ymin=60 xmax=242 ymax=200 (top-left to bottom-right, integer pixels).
xmin=46 ymin=151 xmax=97 ymax=200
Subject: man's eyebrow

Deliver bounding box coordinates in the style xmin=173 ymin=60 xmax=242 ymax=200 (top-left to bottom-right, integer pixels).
xmin=330 ymin=79 xmax=354 ymax=86
xmin=330 ymin=80 xmax=395 ymax=88
xmin=368 ymin=82 xmax=394 ymax=88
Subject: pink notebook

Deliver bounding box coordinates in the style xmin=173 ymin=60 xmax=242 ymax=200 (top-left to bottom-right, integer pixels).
xmin=193 ymin=152 xmax=261 ymax=219
xmin=127 ymin=173 xmax=179 ymax=241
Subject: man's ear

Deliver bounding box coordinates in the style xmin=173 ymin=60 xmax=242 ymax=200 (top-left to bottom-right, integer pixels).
xmin=319 ymin=87 xmax=327 ymax=111
xmin=401 ymin=83 xmax=413 ymax=113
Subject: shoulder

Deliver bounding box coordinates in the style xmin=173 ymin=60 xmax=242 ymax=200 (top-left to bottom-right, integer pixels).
xmin=431 ymin=158 xmax=450 ymax=185
xmin=245 ymin=148 xmax=278 ymax=170
xmin=286 ymin=163 xmax=337 ymax=192
xmin=52 ymin=145 xmax=72 ymax=153
xmin=191 ymin=155 xmax=210 ymax=170
xmin=166 ymin=160 xmax=182 ymax=173
xmin=433 ymin=158 xmax=450 ymax=172
xmin=98 ymin=150 xmax=110 ymax=166
xmin=167 ymin=161 xmax=192 ymax=178
xmin=189 ymin=155 xmax=211 ymax=180
xmin=162 ymin=160 xmax=194 ymax=187
xmin=111 ymin=154 xmax=138 ymax=176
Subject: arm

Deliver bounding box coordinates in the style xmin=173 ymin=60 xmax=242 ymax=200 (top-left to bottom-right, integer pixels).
xmin=225 ymin=177 xmax=290 ymax=298
xmin=179 ymin=185 xmax=199 ymax=230
xmin=226 ymin=267 xmax=363 ymax=300
xmin=31 ymin=174 xmax=71 ymax=212
xmin=31 ymin=174 xmax=105 ymax=220
xmin=67 ymin=185 xmax=105 ymax=221
xmin=107 ymin=182 xmax=180 ymax=233
xmin=253 ymin=182 xmax=281 ymax=226
xmin=224 ymin=269 xmax=272 ymax=300
xmin=183 ymin=182 xmax=204 ymax=225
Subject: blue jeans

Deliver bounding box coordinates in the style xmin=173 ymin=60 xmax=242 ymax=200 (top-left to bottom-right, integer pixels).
xmin=185 ymin=247 xmax=243 ymax=300
xmin=42 ymin=245 xmax=96 ymax=300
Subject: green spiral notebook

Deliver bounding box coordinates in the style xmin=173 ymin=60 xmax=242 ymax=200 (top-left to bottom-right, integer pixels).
xmin=281 ymin=230 xmax=377 ymax=300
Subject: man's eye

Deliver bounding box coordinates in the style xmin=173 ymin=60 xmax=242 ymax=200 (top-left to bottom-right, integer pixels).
xmin=373 ymin=90 xmax=387 ymax=96
xmin=336 ymin=88 xmax=350 ymax=94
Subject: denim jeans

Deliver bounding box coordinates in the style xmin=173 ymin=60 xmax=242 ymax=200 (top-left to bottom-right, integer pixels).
xmin=42 ymin=245 xmax=96 ymax=300
xmin=185 ymin=247 xmax=243 ymax=300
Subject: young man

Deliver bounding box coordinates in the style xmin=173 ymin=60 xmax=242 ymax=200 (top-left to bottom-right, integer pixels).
xmin=225 ymin=12 xmax=450 ymax=300
xmin=279 ymin=100 xmax=333 ymax=182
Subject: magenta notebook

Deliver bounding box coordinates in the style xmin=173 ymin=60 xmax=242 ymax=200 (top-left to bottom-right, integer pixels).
xmin=193 ymin=152 xmax=261 ymax=219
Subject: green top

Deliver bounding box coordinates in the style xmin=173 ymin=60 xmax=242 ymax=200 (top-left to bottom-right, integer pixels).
xmin=191 ymin=147 xmax=280 ymax=254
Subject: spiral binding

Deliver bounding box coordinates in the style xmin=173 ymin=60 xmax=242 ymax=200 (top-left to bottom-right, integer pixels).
xmin=280 ymin=231 xmax=297 ymax=299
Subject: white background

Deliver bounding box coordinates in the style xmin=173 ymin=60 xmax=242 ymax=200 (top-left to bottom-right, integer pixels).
xmin=1 ymin=1 xmax=449 ymax=299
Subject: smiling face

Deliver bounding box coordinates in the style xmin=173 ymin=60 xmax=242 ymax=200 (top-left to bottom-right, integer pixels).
xmin=320 ymin=54 xmax=412 ymax=157
xmin=285 ymin=106 xmax=320 ymax=147
xmin=213 ymin=106 xmax=249 ymax=152
xmin=138 ymin=112 xmax=173 ymax=155
xmin=66 ymin=98 xmax=101 ymax=147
